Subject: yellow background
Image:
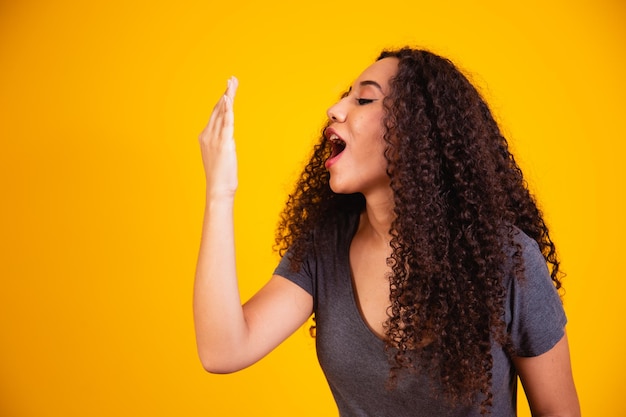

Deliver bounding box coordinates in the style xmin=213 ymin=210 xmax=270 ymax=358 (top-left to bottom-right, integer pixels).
xmin=1 ymin=0 xmax=624 ymax=415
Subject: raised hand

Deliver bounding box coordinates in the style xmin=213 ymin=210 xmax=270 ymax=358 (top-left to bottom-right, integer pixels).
xmin=199 ymin=76 xmax=239 ymax=199
xmin=193 ymin=76 xmax=314 ymax=375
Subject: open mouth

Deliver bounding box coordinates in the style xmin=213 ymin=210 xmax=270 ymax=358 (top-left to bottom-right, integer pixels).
xmin=328 ymin=133 xmax=346 ymax=158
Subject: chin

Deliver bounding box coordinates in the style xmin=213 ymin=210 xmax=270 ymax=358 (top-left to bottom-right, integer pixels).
xmin=328 ymin=177 xmax=352 ymax=195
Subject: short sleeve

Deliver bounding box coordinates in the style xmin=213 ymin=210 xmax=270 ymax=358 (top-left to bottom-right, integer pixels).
xmin=506 ymin=233 xmax=567 ymax=357
xmin=274 ymin=250 xmax=316 ymax=298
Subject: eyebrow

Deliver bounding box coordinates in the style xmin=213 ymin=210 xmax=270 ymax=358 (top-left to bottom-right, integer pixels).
xmin=343 ymin=80 xmax=384 ymax=98
xmin=359 ymin=80 xmax=384 ymax=92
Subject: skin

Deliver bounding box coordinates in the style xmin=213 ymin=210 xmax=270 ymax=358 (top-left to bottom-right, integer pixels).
xmin=326 ymin=58 xmax=399 ymax=338
xmin=194 ymin=60 xmax=580 ymax=416
xmin=195 ymin=77 xmax=312 ymax=373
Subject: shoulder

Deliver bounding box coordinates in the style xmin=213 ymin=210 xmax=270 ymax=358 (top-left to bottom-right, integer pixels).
xmin=501 ymin=226 xmax=550 ymax=282
xmin=504 ymin=227 xmax=566 ymax=357
xmin=508 ymin=226 xmax=541 ymax=258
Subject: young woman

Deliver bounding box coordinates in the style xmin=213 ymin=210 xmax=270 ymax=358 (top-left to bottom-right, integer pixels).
xmin=194 ymin=47 xmax=580 ymax=416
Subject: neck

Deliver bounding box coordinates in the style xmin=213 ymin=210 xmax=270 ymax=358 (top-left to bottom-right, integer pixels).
xmin=359 ymin=188 xmax=395 ymax=244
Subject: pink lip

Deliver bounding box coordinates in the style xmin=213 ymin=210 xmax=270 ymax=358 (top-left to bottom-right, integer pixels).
xmin=324 ymin=127 xmax=341 ymax=140
xmin=325 ymin=152 xmax=342 ymax=169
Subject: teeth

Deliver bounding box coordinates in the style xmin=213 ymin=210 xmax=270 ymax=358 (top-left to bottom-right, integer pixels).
xmin=329 ymin=134 xmax=343 ymax=143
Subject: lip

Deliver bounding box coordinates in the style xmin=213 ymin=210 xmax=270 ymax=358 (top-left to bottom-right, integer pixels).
xmin=325 ymin=152 xmax=342 ymax=169
xmin=324 ymin=127 xmax=341 ymax=141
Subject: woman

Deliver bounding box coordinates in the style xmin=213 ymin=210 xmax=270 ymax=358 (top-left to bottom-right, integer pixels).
xmin=194 ymin=47 xmax=580 ymax=416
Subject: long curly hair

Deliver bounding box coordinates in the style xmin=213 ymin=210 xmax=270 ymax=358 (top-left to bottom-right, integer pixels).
xmin=275 ymin=47 xmax=561 ymax=414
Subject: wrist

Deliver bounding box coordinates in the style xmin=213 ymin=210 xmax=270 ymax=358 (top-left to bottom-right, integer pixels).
xmin=206 ymin=192 xmax=236 ymax=207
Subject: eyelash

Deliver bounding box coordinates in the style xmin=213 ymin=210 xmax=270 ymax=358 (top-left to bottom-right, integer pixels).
xmin=356 ymin=98 xmax=375 ymax=105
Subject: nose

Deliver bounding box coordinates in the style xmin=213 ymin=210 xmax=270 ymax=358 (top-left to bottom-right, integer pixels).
xmin=326 ymin=99 xmax=347 ymax=123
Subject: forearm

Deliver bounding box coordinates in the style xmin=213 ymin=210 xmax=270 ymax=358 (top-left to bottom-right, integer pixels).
xmin=193 ymin=195 xmax=249 ymax=372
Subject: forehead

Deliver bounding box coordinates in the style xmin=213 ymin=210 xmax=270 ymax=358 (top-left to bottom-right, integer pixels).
xmin=354 ymin=57 xmax=399 ymax=91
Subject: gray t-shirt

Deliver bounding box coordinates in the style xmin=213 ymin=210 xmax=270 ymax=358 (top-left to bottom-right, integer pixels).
xmin=274 ymin=213 xmax=566 ymax=416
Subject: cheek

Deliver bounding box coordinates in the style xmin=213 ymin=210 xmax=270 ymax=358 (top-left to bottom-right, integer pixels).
xmin=359 ymin=113 xmax=385 ymax=140
xmin=360 ymin=137 xmax=387 ymax=171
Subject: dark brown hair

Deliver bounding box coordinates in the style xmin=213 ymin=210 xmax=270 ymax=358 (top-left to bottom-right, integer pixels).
xmin=275 ymin=47 xmax=561 ymax=414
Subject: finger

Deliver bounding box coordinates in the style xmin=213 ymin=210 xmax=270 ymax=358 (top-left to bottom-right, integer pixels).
xmin=202 ymin=96 xmax=227 ymax=145
xmin=221 ymin=93 xmax=235 ymax=141
xmin=218 ymin=77 xmax=237 ymax=140
xmin=200 ymin=77 xmax=237 ymax=144
xmin=209 ymin=77 xmax=236 ymax=133
xmin=225 ymin=76 xmax=238 ymax=101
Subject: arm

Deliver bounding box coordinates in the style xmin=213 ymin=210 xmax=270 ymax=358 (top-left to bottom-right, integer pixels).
xmin=193 ymin=78 xmax=313 ymax=373
xmin=513 ymin=333 xmax=581 ymax=417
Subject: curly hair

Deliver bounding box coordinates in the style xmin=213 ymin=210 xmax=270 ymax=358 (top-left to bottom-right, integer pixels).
xmin=275 ymin=47 xmax=561 ymax=414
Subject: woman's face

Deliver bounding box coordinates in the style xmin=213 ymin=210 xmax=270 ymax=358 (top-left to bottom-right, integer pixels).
xmin=325 ymin=57 xmax=398 ymax=198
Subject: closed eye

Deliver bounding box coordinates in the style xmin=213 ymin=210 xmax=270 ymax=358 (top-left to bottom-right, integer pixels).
xmin=357 ymin=98 xmax=376 ymax=105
